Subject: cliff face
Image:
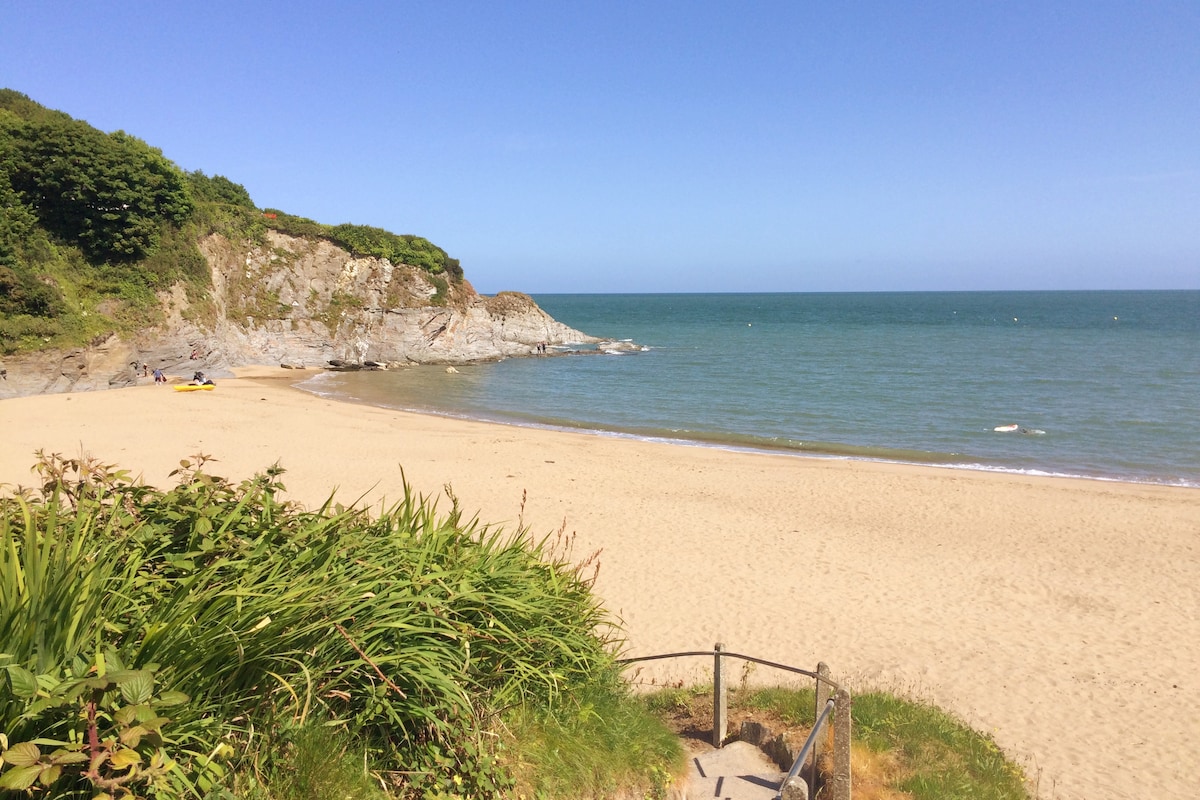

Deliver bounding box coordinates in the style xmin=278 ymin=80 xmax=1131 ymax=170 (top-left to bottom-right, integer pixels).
xmin=0 ymin=231 xmax=597 ymax=398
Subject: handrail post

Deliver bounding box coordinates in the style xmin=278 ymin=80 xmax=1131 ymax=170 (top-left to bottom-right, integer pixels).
xmin=830 ymin=688 xmax=852 ymax=800
xmin=777 ymin=697 xmax=834 ymax=800
xmin=813 ymin=661 xmax=831 ymax=781
xmin=713 ymin=642 xmax=727 ymax=748
xmin=781 ymin=775 xmax=809 ymax=800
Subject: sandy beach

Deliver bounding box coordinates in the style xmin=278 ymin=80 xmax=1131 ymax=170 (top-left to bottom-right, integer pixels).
xmin=2 ymin=370 xmax=1196 ymax=800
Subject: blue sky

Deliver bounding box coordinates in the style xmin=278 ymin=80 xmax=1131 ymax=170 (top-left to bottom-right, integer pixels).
xmin=2 ymin=1 xmax=1197 ymax=293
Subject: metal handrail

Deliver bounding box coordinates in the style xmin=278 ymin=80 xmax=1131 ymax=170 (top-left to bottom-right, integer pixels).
xmin=620 ymin=647 xmax=847 ymax=798
xmin=617 ymin=648 xmax=842 ymax=693
xmin=777 ymin=697 xmax=836 ymax=797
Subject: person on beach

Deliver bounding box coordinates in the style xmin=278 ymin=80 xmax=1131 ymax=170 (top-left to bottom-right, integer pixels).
xmin=153 ymin=368 xmax=165 ymax=384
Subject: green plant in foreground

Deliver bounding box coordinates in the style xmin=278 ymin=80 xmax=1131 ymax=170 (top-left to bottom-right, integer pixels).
xmin=0 ymin=653 xmax=187 ymax=798
xmin=504 ymin=674 xmax=684 ymax=800
xmin=241 ymin=723 xmax=386 ymax=800
xmin=1 ymin=452 xmax=667 ymax=799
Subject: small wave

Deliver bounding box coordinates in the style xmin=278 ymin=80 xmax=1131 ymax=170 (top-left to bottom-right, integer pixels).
xmin=994 ymin=424 xmax=1046 ymax=435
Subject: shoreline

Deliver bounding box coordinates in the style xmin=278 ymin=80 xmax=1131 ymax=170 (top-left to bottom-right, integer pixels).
xmin=295 ymin=370 xmax=1200 ymax=490
xmin=2 ymin=371 xmax=1198 ymax=800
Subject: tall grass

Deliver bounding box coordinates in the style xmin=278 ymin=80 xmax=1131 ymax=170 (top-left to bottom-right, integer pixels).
xmin=504 ymin=672 xmax=683 ymax=799
xmin=0 ymin=453 xmax=658 ymax=799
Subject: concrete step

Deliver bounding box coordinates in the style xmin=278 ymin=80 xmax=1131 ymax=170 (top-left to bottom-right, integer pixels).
xmin=680 ymin=741 xmax=790 ymax=800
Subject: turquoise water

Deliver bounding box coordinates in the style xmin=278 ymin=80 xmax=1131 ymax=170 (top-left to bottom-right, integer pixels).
xmin=299 ymin=291 xmax=1200 ymax=486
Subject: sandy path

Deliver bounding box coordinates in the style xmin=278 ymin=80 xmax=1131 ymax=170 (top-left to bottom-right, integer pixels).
xmin=2 ymin=371 xmax=1197 ymax=800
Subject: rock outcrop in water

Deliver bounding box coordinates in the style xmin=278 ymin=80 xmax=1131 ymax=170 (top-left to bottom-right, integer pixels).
xmin=0 ymin=231 xmax=600 ymax=399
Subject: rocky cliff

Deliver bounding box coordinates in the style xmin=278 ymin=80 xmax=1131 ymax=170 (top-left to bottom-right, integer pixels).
xmin=0 ymin=231 xmax=603 ymax=398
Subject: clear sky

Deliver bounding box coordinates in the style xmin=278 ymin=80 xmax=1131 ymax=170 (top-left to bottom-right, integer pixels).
xmin=2 ymin=1 xmax=1197 ymax=293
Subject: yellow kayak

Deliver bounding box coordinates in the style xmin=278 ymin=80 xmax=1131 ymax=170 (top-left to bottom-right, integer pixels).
xmin=173 ymin=384 xmax=215 ymax=392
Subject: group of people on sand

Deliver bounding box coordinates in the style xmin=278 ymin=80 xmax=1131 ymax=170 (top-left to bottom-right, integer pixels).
xmin=139 ymin=355 xmax=212 ymax=386
xmin=131 ymin=361 xmax=168 ymax=384
xmin=132 ymin=341 xmax=217 ymax=385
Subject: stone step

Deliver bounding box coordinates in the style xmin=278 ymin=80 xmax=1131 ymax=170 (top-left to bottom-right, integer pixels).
xmin=680 ymin=740 xmax=790 ymax=800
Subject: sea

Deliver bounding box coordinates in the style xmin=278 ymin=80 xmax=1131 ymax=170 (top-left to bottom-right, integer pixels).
xmin=298 ymin=291 xmax=1200 ymax=487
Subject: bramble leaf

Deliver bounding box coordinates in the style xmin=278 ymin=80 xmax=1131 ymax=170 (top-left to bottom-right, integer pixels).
xmin=119 ymin=671 xmax=154 ymax=704
xmin=5 ymin=666 xmax=38 ymax=698
xmin=0 ymin=764 xmax=42 ymax=790
xmin=49 ymin=749 xmax=88 ymax=765
xmin=38 ymin=763 xmax=61 ymax=785
xmin=140 ymin=716 xmax=170 ymax=732
xmin=119 ymin=726 xmax=145 ymax=748
xmin=1 ymin=742 xmax=41 ymax=766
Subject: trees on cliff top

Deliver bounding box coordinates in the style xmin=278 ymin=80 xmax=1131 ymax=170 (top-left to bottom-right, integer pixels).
xmin=0 ymin=89 xmax=463 ymax=353
xmin=1 ymin=90 xmax=193 ymax=264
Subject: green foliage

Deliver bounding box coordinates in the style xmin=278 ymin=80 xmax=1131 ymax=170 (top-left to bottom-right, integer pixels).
xmin=140 ymin=222 xmax=209 ymax=289
xmin=0 ymin=654 xmax=186 ymax=799
xmin=188 ymin=200 xmax=267 ymax=246
xmin=184 ymin=171 xmax=255 ymax=209
xmin=319 ymin=291 xmax=363 ymax=332
xmin=504 ymin=674 xmax=684 ymax=799
xmin=244 ymin=723 xmax=386 ymax=800
xmin=0 ymin=90 xmax=466 ymax=355
xmin=0 ymin=312 xmax=67 ymax=354
xmin=0 ymin=164 xmax=67 ymax=322
xmin=0 ymin=264 xmax=63 ymax=318
xmin=324 ymin=224 xmax=455 ymax=277
xmin=258 ymin=212 xmax=463 ymax=280
xmin=259 ymin=209 xmax=326 ymax=240
xmin=427 ymin=273 xmax=450 ymax=307
xmin=851 ymin=691 xmax=1028 ymax=800
xmin=739 ymin=685 xmax=818 ymax=726
xmin=0 ymin=453 xmax=631 ymax=799
xmin=1 ymin=109 xmax=192 ymax=264
xmin=0 ymin=89 xmax=74 ymax=125
xmin=0 ymin=92 xmax=195 ymax=352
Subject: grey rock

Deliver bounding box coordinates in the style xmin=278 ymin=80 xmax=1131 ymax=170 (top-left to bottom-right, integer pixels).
xmin=0 ymin=231 xmax=607 ymax=399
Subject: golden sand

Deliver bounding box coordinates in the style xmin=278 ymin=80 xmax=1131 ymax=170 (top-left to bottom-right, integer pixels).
xmin=2 ymin=369 xmax=1197 ymax=800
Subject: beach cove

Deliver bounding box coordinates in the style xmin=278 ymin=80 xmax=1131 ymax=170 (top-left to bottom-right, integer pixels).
xmin=1 ymin=370 xmax=1197 ymax=800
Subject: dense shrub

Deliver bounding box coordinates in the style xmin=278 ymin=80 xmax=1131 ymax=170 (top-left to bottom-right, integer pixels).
xmin=1 ymin=112 xmax=192 ymax=264
xmin=325 ymin=224 xmax=454 ymax=276
xmin=0 ymin=454 xmax=627 ymax=799
xmin=185 ymin=170 xmax=256 ymax=209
